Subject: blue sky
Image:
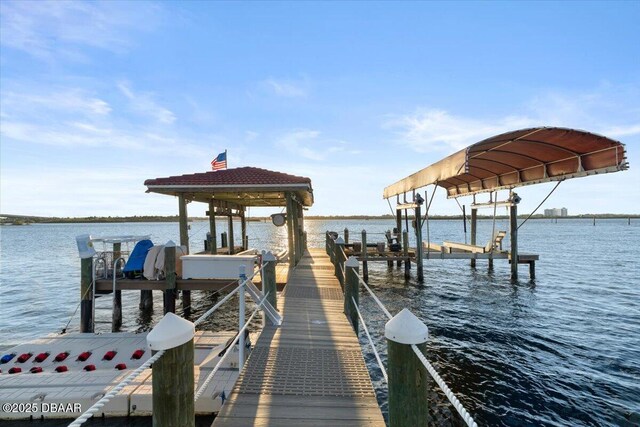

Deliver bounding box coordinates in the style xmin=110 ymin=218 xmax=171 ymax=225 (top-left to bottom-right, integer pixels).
xmin=1 ymin=1 xmax=638 ymax=217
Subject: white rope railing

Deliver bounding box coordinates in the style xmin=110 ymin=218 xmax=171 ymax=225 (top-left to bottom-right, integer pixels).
xmin=352 ymin=269 xmax=478 ymax=427
xmin=193 ymin=264 xmax=266 ymax=327
xmin=68 ymin=349 xmax=166 ymax=427
xmin=352 ymin=296 xmax=388 ymax=383
xmin=194 ymin=291 xmax=270 ymax=401
xmin=411 ymin=345 xmax=478 ymax=427
xmin=356 ymin=275 xmax=393 ymax=320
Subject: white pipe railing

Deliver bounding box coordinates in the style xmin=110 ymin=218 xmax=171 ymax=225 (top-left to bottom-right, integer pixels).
xmin=194 ymin=291 xmax=270 ymax=401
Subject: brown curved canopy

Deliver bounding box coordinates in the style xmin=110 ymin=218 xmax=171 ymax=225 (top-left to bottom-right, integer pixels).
xmin=383 ymin=127 xmax=629 ymax=199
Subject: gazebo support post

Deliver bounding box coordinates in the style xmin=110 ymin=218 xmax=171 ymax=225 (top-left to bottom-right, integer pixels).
xmin=286 ymin=192 xmax=295 ymax=266
xmin=241 ymin=209 xmax=247 ymax=251
xmin=178 ymin=194 xmax=190 ymax=312
xmin=228 ymin=215 xmax=234 ymax=255
xmin=208 ymin=201 xmax=217 ymax=255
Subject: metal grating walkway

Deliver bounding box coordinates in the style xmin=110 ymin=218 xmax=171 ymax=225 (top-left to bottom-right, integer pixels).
xmin=213 ymin=248 xmax=385 ymax=426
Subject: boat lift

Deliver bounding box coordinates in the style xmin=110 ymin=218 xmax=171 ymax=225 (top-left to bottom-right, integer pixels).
xmin=383 ymin=127 xmax=629 ymax=280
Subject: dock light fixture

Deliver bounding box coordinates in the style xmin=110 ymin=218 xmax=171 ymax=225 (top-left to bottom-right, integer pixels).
xmin=271 ymin=213 xmax=286 ymax=227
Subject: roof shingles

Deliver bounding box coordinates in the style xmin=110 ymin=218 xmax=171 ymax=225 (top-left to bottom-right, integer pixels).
xmin=144 ymin=167 xmax=311 ymax=187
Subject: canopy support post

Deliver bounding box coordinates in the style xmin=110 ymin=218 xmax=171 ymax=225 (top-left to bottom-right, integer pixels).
xmin=414 ymin=196 xmax=424 ymax=282
xmin=510 ymin=193 xmax=518 ymax=280
xmin=470 ymin=207 xmax=477 ymax=268
xmin=396 ymin=209 xmax=403 ymax=267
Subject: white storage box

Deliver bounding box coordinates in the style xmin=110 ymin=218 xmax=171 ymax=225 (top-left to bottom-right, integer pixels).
xmin=181 ymin=255 xmax=257 ymax=280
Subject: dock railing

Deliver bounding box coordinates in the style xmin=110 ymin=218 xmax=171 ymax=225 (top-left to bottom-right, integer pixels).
xmin=328 ymin=230 xmax=478 ymax=427
xmin=69 ymin=254 xmax=279 ymax=427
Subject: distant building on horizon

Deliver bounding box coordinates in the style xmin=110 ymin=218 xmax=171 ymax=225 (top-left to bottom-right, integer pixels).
xmin=544 ymin=208 xmax=568 ymax=217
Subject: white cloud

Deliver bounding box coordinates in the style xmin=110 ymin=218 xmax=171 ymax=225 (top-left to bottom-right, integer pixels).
xmin=386 ymin=85 xmax=640 ymax=153
xmin=0 ymin=0 xmax=164 ymax=60
xmin=1 ymin=89 xmax=111 ymax=117
xmin=385 ymin=109 xmax=535 ymax=153
xmin=275 ymin=129 xmax=356 ymax=161
xmin=264 ymin=78 xmax=309 ymax=98
xmin=117 ymin=81 xmax=176 ymax=125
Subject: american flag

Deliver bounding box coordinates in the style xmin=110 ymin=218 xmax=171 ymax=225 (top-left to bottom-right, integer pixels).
xmin=211 ymin=151 xmax=227 ymax=171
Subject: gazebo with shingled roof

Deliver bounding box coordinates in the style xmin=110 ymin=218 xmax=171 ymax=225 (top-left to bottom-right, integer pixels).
xmin=144 ymin=166 xmax=313 ymax=267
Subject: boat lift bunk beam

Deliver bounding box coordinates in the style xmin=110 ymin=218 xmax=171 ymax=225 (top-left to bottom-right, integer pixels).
xmin=383 ymin=127 xmax=629 ymax=280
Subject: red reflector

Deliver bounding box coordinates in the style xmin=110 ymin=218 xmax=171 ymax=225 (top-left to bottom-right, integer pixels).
xmin=131 ymin=349 xmax=145 ymax=360
xmin=34 ymin=352 xmax=50 ymax=363
xmin=55 ymin=366 xmax=68 ymax=373
xmin=84 ymin=364 xmax=96 ymax=371
xmin=77 ymin=351 xmax=92 ymax=362
xmin=115 ymin=363 xmax=127 ymax=370
xmin=54 ymin=352 xmax=69 ymax=362
xmin=9 ymin=367 xmax=22 ymax=374
xmin=103 ymin=351 xmax=117 ymax=361
xmin=17 ymin=353 xmax=32 ymax=363
xmin=30 ymin=367 xmax=43 ymax=374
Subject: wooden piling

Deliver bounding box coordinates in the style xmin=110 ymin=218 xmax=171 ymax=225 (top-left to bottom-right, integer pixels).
xmin=344 ymin=228 xmax=349 ymax=245
xmin=262 ymin=252 xmax=277 ymax=315
xmin=221 ymin=232 xmax=227 ymax=250
xmin=414 ymin=204 xmax=424 ymax=281
xmin=361 ymin=230 xmax=369 ymax=282
xmin=529 ymin=261 xmax=536 ymax=280
xmin=140 ymin=290 xmax=153 ymax=310
xmin=80 ymin=257 xmax=93 ymax=333
xmin=163 ymin=243 xmax=176 ymax=314
xmin=148 ymin=314 xmax=195 ymax=427
xmin=386 ymin=309 xmax=429 ymax=427
xmin=344 ymin=257 xmax=359 ymax=334
xmin=325 ymin=231 xmax=330 ymax=255
xmin=208 ymin=201 xmax=217 ymax=254
xmin=112 ymin=242 xmax=122 ymax=332
xmin=510 ymin=201 xmax=518 ymax=280
xmin=470 ymin=208 xmax=477 ymax=268
xmin=593 ymin=216 xmax=596 ymax=226
xmin=335 ymin=237 xmax=346 ymax=288
xmin=227 ymin=216 xmax=235 ymax=255
xmin=403 ymin=230 xmax=410 ymax=279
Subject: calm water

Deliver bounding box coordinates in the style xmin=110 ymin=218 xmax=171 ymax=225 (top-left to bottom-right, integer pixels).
xmin=0 ymin=219 xmax=638 ymax=426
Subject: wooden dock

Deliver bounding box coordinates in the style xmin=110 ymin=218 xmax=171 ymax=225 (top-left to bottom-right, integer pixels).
xmin=213 ymin=248 xmax=385 ymax=426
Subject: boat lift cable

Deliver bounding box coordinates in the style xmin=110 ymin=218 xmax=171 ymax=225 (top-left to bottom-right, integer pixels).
xmin=68 ymin=349 xmax=167 ymax=427
xmin=517 ymin=179 xmax=563 ymax=230
xmin=386 ymin=198 xmax=395 ymax=216
xmin=491 ymin=192 xmax=498 ymax=252
xmin=194 ymin=291 xmax=270 ymax=401
xmin=351 ymin=296 xmax=388 ymax=383
xmin=60 ymin=278 xmax=94 ymax=335
xmin=454 ymin=198 xmax=470 ymax=244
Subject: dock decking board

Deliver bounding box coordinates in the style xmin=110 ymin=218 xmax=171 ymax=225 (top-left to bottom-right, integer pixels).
xmin=213 ymin=248 xmax=385 ymax=426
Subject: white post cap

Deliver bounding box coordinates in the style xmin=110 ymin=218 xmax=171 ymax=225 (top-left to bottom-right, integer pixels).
xmin=345 ymin=256 xmax=359 ymax=268
xmin=335 ymin=237 xmax=345 ymax=244
xmin=385 ymin=308 xmax=429 ymax=345
xmin=165 ymin=240 xmax=176 ymax=248
xmin=262 ymin=251 xmax=276 ymax=262
xmin=147 ymin=312 xmax=195 ymax=350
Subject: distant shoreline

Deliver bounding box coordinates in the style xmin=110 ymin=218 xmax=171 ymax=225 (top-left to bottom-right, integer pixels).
xmin=1 ymin=213 xmax=638 ymax=225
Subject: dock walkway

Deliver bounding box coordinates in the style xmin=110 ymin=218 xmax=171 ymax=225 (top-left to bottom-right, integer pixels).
xmin=213 ymin=248 xmax=385 ymax=426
